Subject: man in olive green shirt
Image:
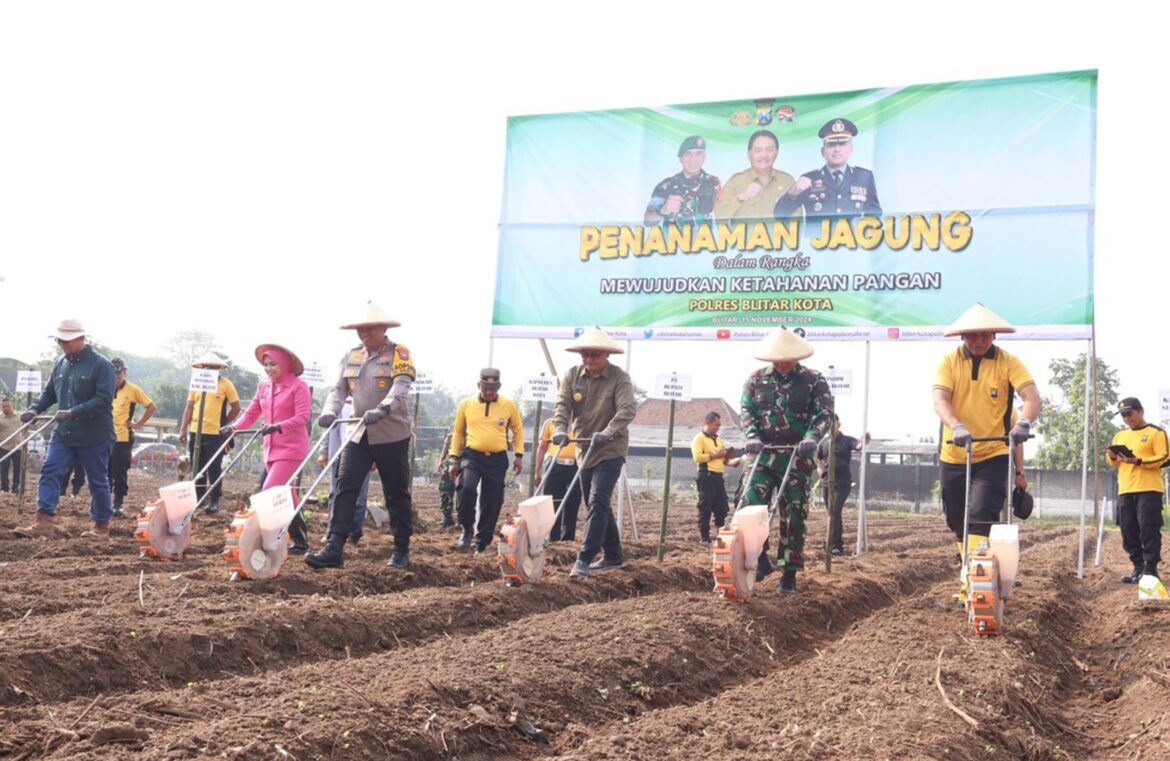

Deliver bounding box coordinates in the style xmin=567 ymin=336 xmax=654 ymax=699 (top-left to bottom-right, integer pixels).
xmin=552 ymin=326 xmax=637 ymax=579
xmin=713 ymin=129 xmax=795 ymax=220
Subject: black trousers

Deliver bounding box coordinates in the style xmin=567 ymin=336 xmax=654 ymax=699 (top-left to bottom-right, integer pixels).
xmin=545 ymin=462 xmax=582 ymax=541
xmin=940 ymin=455 xmax=1008 ymax=540
xmin=330 ymin=434 xmax=412 ymax=550
xmin=457 ymin=450 xmax=508 ymax=549
xmin=578 ymin=456 xmax=625 ymax=564
xmin=696 ymin=471 xmax=729 ymax=540
xmin=1118 ymin=491 xmax=1163 ymax=572
xmin=0 ymin=448 xmax=19 ymax=492
xmin=59 ymin=461 xmax=86 ymax=497
xmin=188 ymin=433 xmax=228 ymax=503
xmin=108 ymin=441 xmax=133 ymax=505
xmin=821 ymin=478 xmax=851 ymax=549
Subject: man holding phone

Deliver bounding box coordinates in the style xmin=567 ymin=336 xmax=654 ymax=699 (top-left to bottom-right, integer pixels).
xmin=1107 ymin=397 xmax=1170 ymax=583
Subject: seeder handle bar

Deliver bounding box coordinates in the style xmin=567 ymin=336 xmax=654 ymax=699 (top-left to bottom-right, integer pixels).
xmin=542 ymin=433 xmax=602 ymax=542
xmin=193 ymin=428 xmax=266 ymax=512
xmin=0 ymin=417 xmax=56 ymax=466
xmin=193 ymin=428 xmax=264 ymax=484
xmin=286 ymin=418 xmax=364 ymax=504
xmin=732 ymin=443 xmax=798 ymax=513
xmin=0 ymin=415 xmax=52 ymax=451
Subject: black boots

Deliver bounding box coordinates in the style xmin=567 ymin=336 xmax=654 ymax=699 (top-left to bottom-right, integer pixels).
xmin=754 ymin=553 xmax=775 ymax=582
xmin=305 ymin=533 xmax=345 ymax=569
xmin=779 ymin=569 xmax=797 ymax=594
xmin=387 ymin=548 xmax=410 ymax=568
xmin=455 ymin=527 xmax=472 ymax=549
xmin=288 ymin=516 xmax=309 ymax=555
xmin=1121 ymin=565 xmax=1144 ymax=584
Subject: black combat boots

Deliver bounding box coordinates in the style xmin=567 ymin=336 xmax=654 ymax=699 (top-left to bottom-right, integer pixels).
xmin=305 ymin=533 xmax=345 ymax=569
xmin=779 ymin=569 xmax=797 ymax=594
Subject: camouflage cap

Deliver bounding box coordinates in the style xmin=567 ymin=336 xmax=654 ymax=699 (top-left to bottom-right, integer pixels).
xmin=677 ymin=135 xmax=706 ymax=156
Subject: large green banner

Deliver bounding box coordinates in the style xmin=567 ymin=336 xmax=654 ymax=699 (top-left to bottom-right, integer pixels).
xmin=493 ymin=70 xmax=1096 ymax=342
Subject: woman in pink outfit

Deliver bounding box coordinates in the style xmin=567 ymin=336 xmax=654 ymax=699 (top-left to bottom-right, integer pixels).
xmin=222 ymin=343 xmax=313 ymax=552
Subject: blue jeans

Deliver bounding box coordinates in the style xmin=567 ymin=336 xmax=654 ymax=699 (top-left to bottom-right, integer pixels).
xmin=329 ymin=456 xmax=370 ymax=534
xmin=38 ymin=438 xmax=114 ymax=521
xmin=577 ymin=456 xmax=625 ymax=564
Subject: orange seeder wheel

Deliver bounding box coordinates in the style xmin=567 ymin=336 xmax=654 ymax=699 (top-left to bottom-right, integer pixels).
xmin=134 ymin=500 xmax=191 ymax=561
xmin=498 ymin=517 xmax=545 ymax=586
xmin=223 ymin=510 xmax=288 ymax=581
xmin=968 ymin=547 xmax=1003 ymax=636
xmin=712 ymin=526 xmax=756 ymax=601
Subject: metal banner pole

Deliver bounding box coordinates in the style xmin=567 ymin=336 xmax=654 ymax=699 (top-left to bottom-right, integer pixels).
xmin=528 ymin=403 xmax=543 ymax=497
xmin=825 ymin=419 xmax=836 ymax=573
xmin=1077 ymin=341 xmax=1092 ymax=579
xmin=855 ymin=341 xmax=871 ymax=554
xmin=656 ymin=398 xmax=676 ymax=562
xmin=192 ymin=390 xmax=208 ymax=476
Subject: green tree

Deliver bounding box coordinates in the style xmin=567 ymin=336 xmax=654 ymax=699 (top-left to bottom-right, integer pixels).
xmin=151 ymin=382 xmax=190 ymax=419
xmin=1034 ymin=353 xmax=1121 ymax=470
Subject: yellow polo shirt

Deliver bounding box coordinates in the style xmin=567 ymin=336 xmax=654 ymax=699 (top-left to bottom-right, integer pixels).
xmin=451 ymin=395 xmax=524 ymax=457
xmin=1108 ymin=424 xmax=1169 ymax=495
xmin=112 ymin=381 xmax=153 ymax=442
xmin=540 ymin=418 xmax=577 ymax=460
xmin=187 ymin=377 xmax=240 ymax=436
xmin=934 ymin=345 xmax=1034 ymax=465
xmin=692 ymin=432 xmax=728 ymax=474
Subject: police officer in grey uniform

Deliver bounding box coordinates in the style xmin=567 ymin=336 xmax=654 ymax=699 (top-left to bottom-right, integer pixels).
xmin=773 ymin=118 xmax=881 ymax=222
xmin=644 ymin=135 xmax=722 ymax=225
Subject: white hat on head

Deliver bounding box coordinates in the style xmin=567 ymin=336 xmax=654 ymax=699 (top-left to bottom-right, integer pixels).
xmin=192 ymin=352 xmax=229 ymax=369
xmin=943 ymin=303 xmax=1016 ymax=337
xmin=51 ymin=319 xmax=86 ymax=341
xmin=752 ymin=327 xmax=813 ymax=362
xmin=565 ymin=325 xmax=624 ymax=355
xmin=340 ymin=301 xmax=401 ymax=329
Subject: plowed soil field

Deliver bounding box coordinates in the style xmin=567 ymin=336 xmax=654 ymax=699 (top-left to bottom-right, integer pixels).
xmin=1 ymin=470 xmax=1167 ymax=760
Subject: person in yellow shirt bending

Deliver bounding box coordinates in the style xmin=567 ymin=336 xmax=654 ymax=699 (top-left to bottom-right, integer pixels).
xmin=449 ymin=368 xmax=524 ymax=553
xmin=534 ymin=417 xmax=582 ymax=542
xmin=1107 ymin=397 xmax=1170 ymax=583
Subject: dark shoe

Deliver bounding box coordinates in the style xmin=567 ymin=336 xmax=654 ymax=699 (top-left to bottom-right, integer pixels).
xmin=779 ymin=569 xmax=797 ymax=594
xmin=441 ymin=516 xmax=456 ymax=529
xmin=387 ymin=549 xmax=410 ymax=568
xmin=112 ymin=503 xmax=125 ymax=518
xmin=455 ymin=528 xmax=472 ymax=549
xmin=1121 ymin=566 xmax=1143 ymax=584
xmin=754 ymin=554 xmax=775 ymax=583
xmin=569 ymin=559 xmax=590 ymax=580
xmin=1145 ymin=566 xmax=1160 ymax=580
xmin=699 ymin=538 xmax=712 ymax=547
xmin=288 ymin=544 xmax=308 ymax=556
xmin=348 ymin=531 xmax=363 ymax=546
xmin=204 ymin=500 xmax=220 ymax=515
xmin=831 ymin=546 xmax=844 ymax=557
xmin=588 ymin=556 xmax=626 ymax=573
xmin=305 ymin=533 xmax=345 ymax=569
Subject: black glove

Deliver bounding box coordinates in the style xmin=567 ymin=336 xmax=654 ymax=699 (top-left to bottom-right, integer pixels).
xmin=260 ymin=423 xmax=281 ymax=435
xmin=551 ymin=432 xmax=569 ymax=446
xmin=218 ymin=424 xmax=237 ymax=436
xmin=1009 ymin=419 xmax=1031 ymax=446
xmin=593 ymin=432 xmax=614 ymax=445
xmin=951 ymin=423 xmax=972 ymax=447
xmin=796 ymin=437 xmax=817 ymax=458
xmin=362 ymin=408 xmax=388 ymax=426
xmin=54 ymin=410 xmax=73 ymax=423
xmin=317 ymin=413 xmax=336 ymax=428
xmin=19 ymin=410 xmax=36 ymax=423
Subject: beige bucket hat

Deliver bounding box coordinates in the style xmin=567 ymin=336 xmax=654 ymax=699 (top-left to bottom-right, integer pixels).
xmin=752 ymin=326 xmax=814 ymax=362
xmin=943 ymin=302 xmax=1016 ymax=337
xmin=566 ymin=326 xmax=624 ymax=354
xmin=51 ymin=319 xmax=86 ymax=341
xmin=192 ymin=352 xmax=229 ymax=369
xmin=254 ymin=343 xmax=305 ymax=377
xmin=340 ymin=301 xmax=401 ymax=329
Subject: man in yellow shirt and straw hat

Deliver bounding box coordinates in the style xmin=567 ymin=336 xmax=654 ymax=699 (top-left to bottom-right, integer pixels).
xmin=932 ymin=302 xmax=1040 ymax=589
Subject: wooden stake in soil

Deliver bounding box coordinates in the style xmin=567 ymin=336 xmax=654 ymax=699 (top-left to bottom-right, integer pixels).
xmin=656 ymin=398 xmax=676 ymax=562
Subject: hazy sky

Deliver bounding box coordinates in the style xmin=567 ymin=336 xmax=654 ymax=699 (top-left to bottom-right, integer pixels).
xmin=1 ymin=3 xmax=1163 ymax=447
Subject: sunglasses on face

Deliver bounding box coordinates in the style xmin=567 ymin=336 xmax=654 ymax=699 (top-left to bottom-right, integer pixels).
xmin=580 ymin=351 xmax=606 ymax=359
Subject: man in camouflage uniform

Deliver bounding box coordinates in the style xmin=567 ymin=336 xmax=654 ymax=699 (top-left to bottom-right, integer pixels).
xmin=643 ymin=135 xmax=722 ymax=225
xmin=436 ymin=429 xmax=456 ymax=528
xmin=740 ymin=327 xmax=833 ymax=594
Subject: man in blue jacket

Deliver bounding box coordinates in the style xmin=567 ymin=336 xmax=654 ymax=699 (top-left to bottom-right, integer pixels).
xmin=14 ymin=319 xmax=116 ymax=539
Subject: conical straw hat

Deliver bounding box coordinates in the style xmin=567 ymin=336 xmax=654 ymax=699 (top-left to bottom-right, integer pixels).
xmin=566 ymin=326 xmax=624 ymax=354
xmin=254 ymin=343 xmax=305 ymax=377
xmin=340 ymin=301 xmax=401 ymax=329
xmin=752 ymin=327 xmax=813 ymax=362
xmin=192 ymin=352 xmax=229 ymax=369
xmin=943 ymin=302 xmax=1016 ymax=337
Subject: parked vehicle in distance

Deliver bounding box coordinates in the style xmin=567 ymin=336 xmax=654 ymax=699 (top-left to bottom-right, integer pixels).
xmin=131 ymin=443 xmax=180 ymax=468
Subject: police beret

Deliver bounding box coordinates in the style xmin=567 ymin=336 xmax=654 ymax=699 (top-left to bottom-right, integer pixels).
xmin=677 ymin=135 xmax=706 ymax=156
xmin=479 ymin=368 xmax=502 ymax=388
xmin=819 ymin=118 xmax=858 ymax=143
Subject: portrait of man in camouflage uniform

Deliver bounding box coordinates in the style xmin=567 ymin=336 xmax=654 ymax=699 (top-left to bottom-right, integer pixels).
xmin=740 ymin=327 xmax=834 ymax=594
xmin=643 ymin=135 xmax=722 ymax=226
